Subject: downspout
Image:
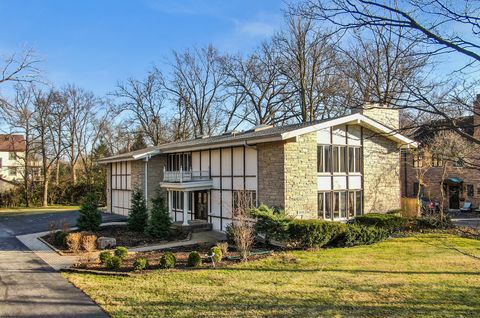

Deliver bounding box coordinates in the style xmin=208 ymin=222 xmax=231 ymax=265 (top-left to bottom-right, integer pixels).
xmin=144 ymin=155 xmax=151 ymax=200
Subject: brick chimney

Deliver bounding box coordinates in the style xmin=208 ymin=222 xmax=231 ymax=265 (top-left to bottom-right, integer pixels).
xmin=474 ymin=94 xmax=480 ymax=140
xmin=358 ymin=102 xmax=400 ymax=130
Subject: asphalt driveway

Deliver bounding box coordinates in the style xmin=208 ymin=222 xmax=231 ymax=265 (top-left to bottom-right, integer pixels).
xmin=0 ymin=210 xmax=125 ymax=318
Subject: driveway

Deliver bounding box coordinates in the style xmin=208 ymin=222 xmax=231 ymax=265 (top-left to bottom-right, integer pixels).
xmin=0 ymin=210 xmax=125 ymax=318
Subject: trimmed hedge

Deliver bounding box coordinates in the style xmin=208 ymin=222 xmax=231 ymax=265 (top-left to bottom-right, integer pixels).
xmin=99 ymin=251 xmax=112 ymax=265
xmin=288 ymin=220 xmax=346 ymax=248
xmin=133 ymin=257 xmax=149 ymax=271
xmin=353 ymin=213 xmax=408 ymax=233
xmin=336 ymin=224 xmax=388 ymax=247
xmin=187 ymin=251 xmax=202 ymax=267
xmin=106 ymin=256 xmax=122 ymax=270
xmin=209 ymin=246 xmax=223 ymax=263
xmin=160 ymin=252 xmax=176 ymax=269
xmin=114 ymin=246 xmax=129 ymax=259
xmin=415 ymin=216 xmax=453 ymax=230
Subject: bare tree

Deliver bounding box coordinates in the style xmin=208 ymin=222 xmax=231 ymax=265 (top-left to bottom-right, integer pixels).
xmin=223 ymin=42 xmax=293 ymax=126
xmin=274 ymin=15 xmax=342 ymax=122
xmin=0 ymin=48 xmax=41 ymax=85
xmin=114 ymin=69 xmax=168 ymax=145
xmin=164 ymin=45 xmax=227 ymax=137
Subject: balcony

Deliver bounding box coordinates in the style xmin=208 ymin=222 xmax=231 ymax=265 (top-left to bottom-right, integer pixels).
xmin=163 ymin=168 xmax=210 ymax=183
xmin=161 ymin=168 xmax=213 ymax=191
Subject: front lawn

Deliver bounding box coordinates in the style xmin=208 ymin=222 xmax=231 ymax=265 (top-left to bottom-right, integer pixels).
xmin=64 ymin=234 xmax=480 ymax=318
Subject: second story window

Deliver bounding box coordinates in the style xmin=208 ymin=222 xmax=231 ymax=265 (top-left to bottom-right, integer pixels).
xmin=332 ymin=146 xmax=346 ymax=173
xmin=167 ymin=153 xmax=191 ymax=171
xmin=413 ymin=154 xmax=423 ymax=168
xmin=9 ymin=152 xmax=16 ymax=160
xmin=348 ymin=147 xmax=361 ymax=173
xmin=317 ymin=145 xmax=331 ymax=173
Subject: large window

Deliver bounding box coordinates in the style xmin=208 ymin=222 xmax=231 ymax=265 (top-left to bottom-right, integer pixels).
xmin=317 ymin=145 xmax=331 ymax=173
xmin=111 ymin=162 xmax=131 ymax=190
xmin=319 ymin=191 xmax=362 ymax=220
xmin=348 ymin=147 xmax=361 ymax=173
xmin=172 ymin=191 xmax=191 ymax=212
xmin=167 ymin=153 xmax=191 ymax=171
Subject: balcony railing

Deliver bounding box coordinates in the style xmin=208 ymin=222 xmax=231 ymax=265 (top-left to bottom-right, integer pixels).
xmin=163 ymin=167 xmax=210 ymax=183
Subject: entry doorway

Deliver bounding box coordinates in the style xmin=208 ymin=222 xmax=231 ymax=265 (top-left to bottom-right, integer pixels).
xmin=194 ymin=190 xmax=208 ymax=220
xmin=448 ymin=185 xmax=460 ymax=209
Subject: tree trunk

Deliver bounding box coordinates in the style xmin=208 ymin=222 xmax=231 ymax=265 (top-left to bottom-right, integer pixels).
xmin=43 ymin=176 xmax=49 ymax=207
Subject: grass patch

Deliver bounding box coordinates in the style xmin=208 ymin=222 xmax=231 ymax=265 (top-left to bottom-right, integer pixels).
xmin=0 ymin=205 xmax=80 ymax=215
xmin=64 ymin=234 xmax=480 ymax=318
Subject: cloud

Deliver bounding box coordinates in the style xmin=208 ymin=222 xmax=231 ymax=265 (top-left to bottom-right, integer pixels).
xmin=235 ymin=21 xmax=276 ymax=38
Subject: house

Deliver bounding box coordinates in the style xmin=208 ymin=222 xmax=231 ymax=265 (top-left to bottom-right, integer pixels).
xmin=0 ymin=135 xmax=27 ymax=189
xmin=400 ymin=95 xmax=480 ymax=210
xmin=99 ymin=106 xmax=416 ymax=231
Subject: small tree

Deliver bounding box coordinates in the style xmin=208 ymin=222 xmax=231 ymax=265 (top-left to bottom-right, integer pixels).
xmin=231 ymin=190 xmax=255 ymax=261
xmin=145 ymin=191 xmax=172 ymax=239
xmin=128 ymin=189 xmax=148 ymax=232
xmin=76 ymin=194 xmax=101 ymax=231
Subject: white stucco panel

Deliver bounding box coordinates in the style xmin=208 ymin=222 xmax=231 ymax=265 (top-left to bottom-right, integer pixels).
xmin=316 ymin=127 xmax=330 ymax=144
xmin=317 ymin=175 xmax=332 ymax=191
xmin=333 ymin=176 xmax=347 ymax=190
xmin=348 ymin=175 xmax=362 ymax=189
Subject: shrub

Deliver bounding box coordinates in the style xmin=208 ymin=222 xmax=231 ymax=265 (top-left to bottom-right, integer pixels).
xmin=209 ymin=246 xmax=223 ymax=263
xmin=145 ymin=192 xmax=172 ymax=239
xmin=76 ymin=193 xmax=102 ymax=232
xmin=128 ymin=189 xmax=149 ymax=232
xmin=81 ymin=234 xmax=97 ymax=253
xmin=54 ymin=231 xmax=69 ymax=248
xmin=217 ymin=242 xmax=229 ymax=255
xmin=106 ymin=256 xmax=122 ymax=270
xmin=187 ymin=251 xmax=202 ymax=267
xmin=133 ymin=257 xmax=149 ymax=271
xmin=99 ymin=251 xmax=112 ymax=265
xmin=335 ymin=225 xmax=389 ymax=247
xmin=288 ymin=220 xmax=346 ymax=248
xmin=354 ymin=213 xmax=408 ymax=233
xmin=230 ymin=219 xmax=255 ymax=261
xmin=159 ymin=252 xmax=176 ymax=269
xmin=225 ymin=223 xmax=235 ymax=245
xmin=251 ymin=204 xmax=291 ymax=243
xmin=415 ymin=216 xmax=453 ymax=230
xmin=114 ymin=246 xmax=128 ymax=259
xmin=66 ymin=232 xmax=82 ymax=253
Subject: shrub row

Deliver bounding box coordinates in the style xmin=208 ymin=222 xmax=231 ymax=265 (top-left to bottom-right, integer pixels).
xmin=352 ymin=213 xmax=408 ymax=233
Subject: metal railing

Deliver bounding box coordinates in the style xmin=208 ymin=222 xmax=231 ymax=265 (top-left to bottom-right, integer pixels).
xmin=163 ymin=167 xmax=210 ymax=182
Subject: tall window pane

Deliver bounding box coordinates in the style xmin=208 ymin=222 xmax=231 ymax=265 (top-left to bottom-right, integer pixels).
xmin=325 ymin=193 xmax=332 ymax=220
xmin=317 ymin=146 xmax=324 ymax=172
xmin=333 ymin=192 xmax=340 ymax=218
xmin=318 ymin=192 xmax=324 ymax=219
xmin=348 ymin=191 xmax=355 ymax=218
xmin=349 ymin=147 xmax=355 ymax=172
xmin=356 ymin=191 xmax=362 ymax=215
xmin=340 ymin=191 xmax=347 ymax=218
xmin=339 ymin=147 xmax=346 ymax=172
xmin=333 ymin=146 xmax=339 ymax=172
xmin=355 ymin=148 xmax=361 ymax=173
xmin=325 ymin=146 xmax=331 ymax=172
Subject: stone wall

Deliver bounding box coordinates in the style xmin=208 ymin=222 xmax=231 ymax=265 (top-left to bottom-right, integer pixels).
xmin=361 ymin=105 xmax=400 ymax=130
xmin=257 ymin=141 xmax=285 ymax=208
xmin=363 ymin=129 xmax=401 ymax=213
xmin=131 ymin=160 xmax=144 ymax=192
xmin=283 ymin=132 xmax=318 ymax=218
xmin=146 ymin=155 xmax=167 ymax=205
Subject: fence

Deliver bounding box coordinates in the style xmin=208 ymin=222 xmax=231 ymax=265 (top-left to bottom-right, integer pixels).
xmin=401 ymin=197 xmax=419 ymax=217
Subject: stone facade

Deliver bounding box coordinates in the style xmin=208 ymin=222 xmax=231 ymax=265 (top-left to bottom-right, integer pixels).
xmin=257 ymin=141 xmax=285 ymax=208
xmin=363 ymin=129 xmax=402 ymax=213
xmin=257 ymin=132 xmax=318 ymax=218
xmin=283 ymin=132 xmax=318 ymax=218
xmin=360 ymin=105 xmax=400 ymax=130
xmin=146 ymin=155 xmax=167 ymax=204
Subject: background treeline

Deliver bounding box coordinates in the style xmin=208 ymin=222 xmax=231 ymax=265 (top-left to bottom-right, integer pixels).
xmin=0 ymin=2 xmax=478 ymax=207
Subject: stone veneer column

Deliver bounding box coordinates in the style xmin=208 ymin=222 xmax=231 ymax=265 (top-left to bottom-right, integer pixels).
xmin=283 ymin=132 xmax=318 ymax=218
xmin=362 ymin=129 xmax=401 ymax=213
xmin=257 ymin=141 xmax=285 ymax=208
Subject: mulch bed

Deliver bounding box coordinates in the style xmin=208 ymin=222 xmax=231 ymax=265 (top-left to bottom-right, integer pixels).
xmin=75 ymin=242 xmax=278 ymax=272
xmin=42 ymin=224 xmax=190 ymax=253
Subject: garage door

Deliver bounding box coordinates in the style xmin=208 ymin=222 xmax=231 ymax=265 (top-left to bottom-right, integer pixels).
xmin=111 ymin=161 xmax=132 ymax=216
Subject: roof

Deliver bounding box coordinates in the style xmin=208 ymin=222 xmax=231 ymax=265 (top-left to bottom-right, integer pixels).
xmin=0 ymin=135 xmax=26 ymax=152
xmin=98 ymin=113 xmax=417 ymax=163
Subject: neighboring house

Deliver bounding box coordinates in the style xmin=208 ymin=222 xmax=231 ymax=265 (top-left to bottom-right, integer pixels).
xmin=99 ymin=106 xmax=416 ymax=231
xmin=400 ymin=95 xmax=480 ymax=210
xmin=0 ymin=135 xmax=26 ymax=190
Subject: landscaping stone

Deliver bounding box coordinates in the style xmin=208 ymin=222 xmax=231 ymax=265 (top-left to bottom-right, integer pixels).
xmin=97 ymin=236 xmax=116 ymax=249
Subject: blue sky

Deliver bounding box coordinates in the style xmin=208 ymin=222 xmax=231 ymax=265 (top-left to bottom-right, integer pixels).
xmin=0 ymin=0 xmax=285 ymax=96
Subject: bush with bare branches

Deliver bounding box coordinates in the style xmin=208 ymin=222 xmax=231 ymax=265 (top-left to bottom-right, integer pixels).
xmin=66 ymin=232 xmax=82 ymax=254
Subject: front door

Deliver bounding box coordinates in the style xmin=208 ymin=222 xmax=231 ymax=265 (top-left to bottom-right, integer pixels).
xmin=449 ymin=185 xmax=460 ymax=209
xmin=194 ymin=191 xmax=208 ymax=220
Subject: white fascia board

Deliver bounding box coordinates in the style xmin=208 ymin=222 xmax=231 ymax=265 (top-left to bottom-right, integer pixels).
xmin=160 ymin=136 xmax=283 ymax=153
xmin=132 ymin=149 xmax=161 ymax=160
xmin=280 ymin=113 xmax=418 ymax=148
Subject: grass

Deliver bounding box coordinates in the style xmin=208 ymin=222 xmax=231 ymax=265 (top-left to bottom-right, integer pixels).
xmin=0 ymin=205 xmax=80 ymax=214
xmin=64 ymin=234 xmax=480 ymax=318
